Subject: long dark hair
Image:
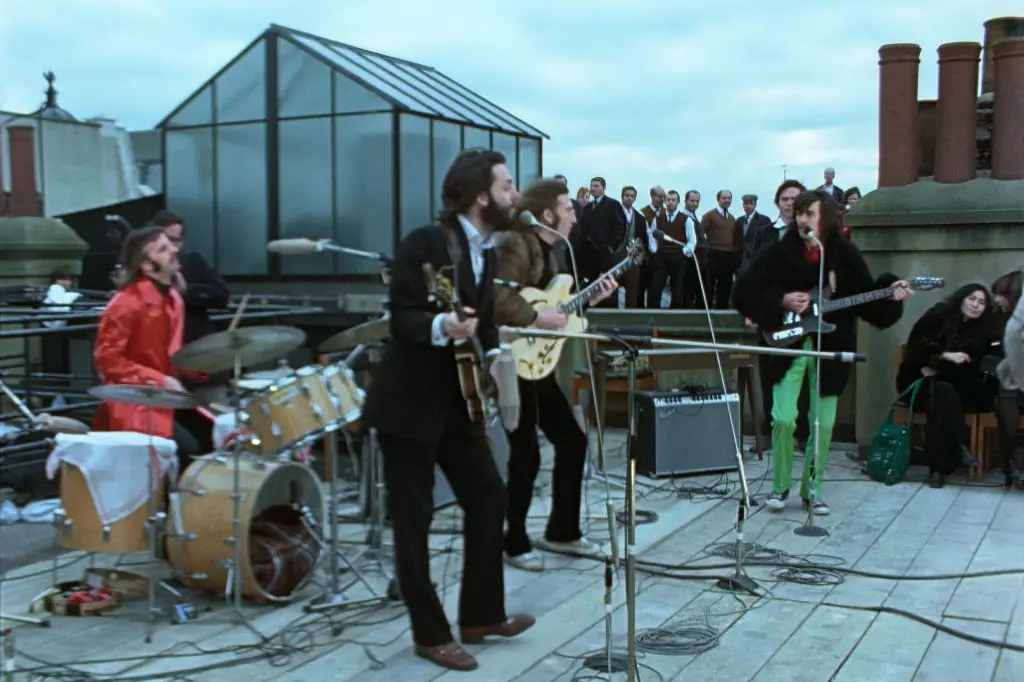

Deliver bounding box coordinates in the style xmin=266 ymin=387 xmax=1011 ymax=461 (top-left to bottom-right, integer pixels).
xmin=929 ymin=283 xmax=994 ymax=344
xmin=992 ymin=269 xmax=1023 ymax=311
xmin=437 ymin=148 xmax=506 ymax=225
xmin=789 ymin=189 xmax=842 ymax=239
xmin=114 ymin=226 xmax=165 ymax=289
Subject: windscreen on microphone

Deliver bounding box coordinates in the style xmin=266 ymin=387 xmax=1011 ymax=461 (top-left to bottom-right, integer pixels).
xmin=519 ymin=210 xmax=539 ymax=227
xmin=266 ymin=238 xmax=324 ymax=255
xmin=651 ymin=228 xmax=667 ymax=241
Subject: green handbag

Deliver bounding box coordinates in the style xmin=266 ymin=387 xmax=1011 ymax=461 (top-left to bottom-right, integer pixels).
xmin=866 ymin=378 xmax=924 ymax=486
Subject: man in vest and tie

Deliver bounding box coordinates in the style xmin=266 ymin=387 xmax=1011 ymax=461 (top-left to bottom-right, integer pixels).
xmin=646 ymin=190 xmax=696 ymax=308
xmin=679 ymin=190 xmax=707 ymax=309
xmin=638 ymin=186 xmax=666 ymax=307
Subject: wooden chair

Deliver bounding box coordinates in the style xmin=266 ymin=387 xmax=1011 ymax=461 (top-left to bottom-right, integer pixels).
xmin=976 ymin=410 xmax=1024 ymax=477
xmin=571 ymin=328 xmax=659 ymax=428
xmin=891 ymin=345 xmax=982 ymax=479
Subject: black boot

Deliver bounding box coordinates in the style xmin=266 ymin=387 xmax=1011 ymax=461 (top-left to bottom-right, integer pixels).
xmin=928 ymin=471 xmax=945 ymax=489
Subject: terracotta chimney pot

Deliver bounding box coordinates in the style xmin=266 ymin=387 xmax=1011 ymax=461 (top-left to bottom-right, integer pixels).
xmin=934 ymin=42 xmax=981 ymax=184
xmin=878 ymin=44 xmax=921 ymax=187
xmin=991 ymin=37 xmax=1024 ymax=181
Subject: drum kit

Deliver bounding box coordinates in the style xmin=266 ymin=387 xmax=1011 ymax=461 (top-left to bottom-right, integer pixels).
xmin=30 ymin=319 xmax=393 ymax=642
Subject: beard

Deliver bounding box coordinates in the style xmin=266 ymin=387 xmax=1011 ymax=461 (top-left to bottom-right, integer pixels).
xmin=481 ymin=191 xmax=515 ymax=232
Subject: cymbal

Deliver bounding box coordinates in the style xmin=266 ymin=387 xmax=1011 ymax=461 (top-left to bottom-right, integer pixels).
xmin=36 ymin=413 xmax=90 ymax=434
xmin=88 ymin=385 xmax=199 ymax=410
xmin=172 ymin=326 xmax=306 ymax=374
xmin=243 ymin=367 xmax=293 ymax=381
xmin=318 ymin=317 xmax=389 ymax=353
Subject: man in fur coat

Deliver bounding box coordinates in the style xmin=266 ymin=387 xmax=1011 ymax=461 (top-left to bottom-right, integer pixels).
xmin=491 ymin=178 xmax=616 ymax=572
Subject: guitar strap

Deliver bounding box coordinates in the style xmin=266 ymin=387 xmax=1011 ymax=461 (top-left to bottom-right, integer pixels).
xmin=441 ymin=224 xmax=464 ymax=297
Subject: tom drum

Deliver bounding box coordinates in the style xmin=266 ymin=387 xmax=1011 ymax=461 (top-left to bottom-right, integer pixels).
xmin=166 ymin=455 xmax=324 ymax=603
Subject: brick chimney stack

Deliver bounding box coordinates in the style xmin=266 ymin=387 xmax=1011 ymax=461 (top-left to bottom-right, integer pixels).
xmin=878 ymin=44 xmax=922 ymax=187
xmin=991 ymin=37 xmax=1024 ymax=180
xmin=7 ymin=126 xmax=41 ymax=217
xmin=982 ymin=17 xmax=1024 ymax=94
xmin=934 ymin=42 xmax=982 ymax=184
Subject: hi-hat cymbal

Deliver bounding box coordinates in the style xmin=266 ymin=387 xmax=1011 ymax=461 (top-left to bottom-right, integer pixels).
xmin=88 ymin=385 xmax=199 ymax=410
xmin=318 ymin=317 xmax=389 ymax=353
xmin=36 ymin=413 xmax=90 ymax=434
xmin=172 ymin=326 xmax=306 ymax=374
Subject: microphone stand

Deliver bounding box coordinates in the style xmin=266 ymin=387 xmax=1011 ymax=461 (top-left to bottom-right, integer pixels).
xmin=314 ymin=241 xmax=392 ymax=265
xmin=794 ymin=231 xmax=830 ymax=538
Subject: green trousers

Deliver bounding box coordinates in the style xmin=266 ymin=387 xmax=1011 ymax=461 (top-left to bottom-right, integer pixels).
xmin=771 ymin=339 xmax=838 ymax=500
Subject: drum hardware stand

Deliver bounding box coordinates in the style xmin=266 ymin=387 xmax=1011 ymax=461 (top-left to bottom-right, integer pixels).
xmin=305 ymin=430 xmax=387 ymax=620
xmin=0 ymin=382 xmax=49 ymax=628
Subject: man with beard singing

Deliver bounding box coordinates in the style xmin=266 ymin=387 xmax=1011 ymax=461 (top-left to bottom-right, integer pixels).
xmin=360 ymin=149 xmax=534 ymax=672
xmin=492 ymin=178 xmax=616 ymax=572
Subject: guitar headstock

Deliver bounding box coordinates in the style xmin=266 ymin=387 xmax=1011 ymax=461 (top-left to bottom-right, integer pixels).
xmin=908 ymin=277 xmax=945 ymax=292
xmin=423 ymin=263 xmax=459 ymax=312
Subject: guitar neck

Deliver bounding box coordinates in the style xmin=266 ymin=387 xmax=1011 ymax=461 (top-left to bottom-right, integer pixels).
xmin=821 ymin=286 xmax=896 ymax=313
xmin=561 ymin=256 xmax=635 ymax=315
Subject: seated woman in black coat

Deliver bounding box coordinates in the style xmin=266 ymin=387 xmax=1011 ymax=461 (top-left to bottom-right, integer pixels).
xmin=896 ymin=284 xmax=999 ymax=488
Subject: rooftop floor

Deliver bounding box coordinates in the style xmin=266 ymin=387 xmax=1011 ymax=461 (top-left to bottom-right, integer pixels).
xmin=2 ymin=430 xmax=1022 ymax=681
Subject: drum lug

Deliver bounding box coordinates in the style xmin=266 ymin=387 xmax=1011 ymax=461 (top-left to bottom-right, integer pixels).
xmin=145 ymin=511 xmax=167 ymax=529
xmin=102 ymin=525 xmax=111 ymax=541
xmin=52 ymin=508 xmax=72 ymax=534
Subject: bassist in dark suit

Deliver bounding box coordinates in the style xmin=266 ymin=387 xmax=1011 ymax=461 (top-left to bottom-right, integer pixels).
xmin=732 ymin=190 xmax=911 ymax=516
xmin=361 ymin=149 xmax=534 ymax=672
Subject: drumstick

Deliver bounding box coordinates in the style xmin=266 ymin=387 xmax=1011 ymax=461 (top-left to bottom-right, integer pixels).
xmin=228 ymin=293 xmax=250 ymax=332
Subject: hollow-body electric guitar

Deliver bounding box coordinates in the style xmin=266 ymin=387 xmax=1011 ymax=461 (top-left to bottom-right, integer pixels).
xmin=761 ymin=276 xmax=945 ymax=348
xmin=509 ymin=239 xmax=645 ymax=380
xmin=423 ymin=264 xmax=499 ymax=424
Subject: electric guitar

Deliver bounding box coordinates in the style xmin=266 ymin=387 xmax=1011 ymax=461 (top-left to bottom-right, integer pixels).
xmin=762 ymin=276 xmax=945 ymax=348
xmin=423 ymin=264 xmax=499 ymax=424
xmin=509 ymin=239 xmax=645 ymax=380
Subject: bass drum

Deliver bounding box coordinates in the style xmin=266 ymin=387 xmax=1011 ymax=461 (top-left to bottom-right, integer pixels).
xmin=166 ymin=456 xmax=324 ymax=604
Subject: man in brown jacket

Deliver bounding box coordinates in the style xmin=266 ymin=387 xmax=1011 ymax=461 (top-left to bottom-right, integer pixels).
xmin=491 ymin=178 xmax=616 ymax=572
xmin=700 ymin=189 xmax=741 ymax=309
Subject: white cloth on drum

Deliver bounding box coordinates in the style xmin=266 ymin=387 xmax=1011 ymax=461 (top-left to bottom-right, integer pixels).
xmin=45 ymin=432 xmax=178 ymax=526
xmin=213 ymin=412 xmax=238 ymax=450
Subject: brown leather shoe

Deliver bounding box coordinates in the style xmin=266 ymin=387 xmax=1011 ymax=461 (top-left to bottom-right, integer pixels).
xmin=414 ymin=642 xmax=478 ymax=671
xmin=460 ymin=613 xmax=537 ymax=644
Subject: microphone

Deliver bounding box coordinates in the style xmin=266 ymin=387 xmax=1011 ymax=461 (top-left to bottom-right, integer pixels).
xmin=267 ymin=238 xmax=329 ymax=255
xmin=493 ymin=278 xmax=524 ymax=291
xmin=267 ymin=238 xmax=394 ymax=264
xmin=650 ymin=228 xmax=692 ymax=256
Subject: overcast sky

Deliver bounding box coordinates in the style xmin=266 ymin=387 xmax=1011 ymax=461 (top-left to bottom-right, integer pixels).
xmin=1 ymin=0 xmax=1019 ymax=215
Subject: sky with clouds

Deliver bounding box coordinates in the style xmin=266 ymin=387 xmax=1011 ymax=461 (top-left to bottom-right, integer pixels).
xmin=1 ymin=0 xmax=1021 ymax=217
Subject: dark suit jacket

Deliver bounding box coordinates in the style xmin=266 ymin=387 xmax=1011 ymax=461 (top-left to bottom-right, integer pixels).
xmin=738 ymin=212 xmax=773 ymax=265
xmin=361 ymin=220 xmax=499 ymax=444
xmin=179 ymin=251 xmax=230 ymax=344
xmin=818 ymin=185 xmax=844 ymax=203
xmin=578 ymin=196 xmax=627 ymax=277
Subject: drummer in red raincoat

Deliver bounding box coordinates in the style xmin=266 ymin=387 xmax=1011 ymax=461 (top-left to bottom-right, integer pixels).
xmin=92 ymin=225 xmax=202 ymax=466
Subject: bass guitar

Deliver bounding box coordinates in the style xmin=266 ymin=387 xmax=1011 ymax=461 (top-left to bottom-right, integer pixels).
xmin=762 ymin=276 xmax=945 ymax=348
xmin=423 ymin=264 xmax=499 ymax=424
xmin=509 ymin=239 xmax=645 ymax=380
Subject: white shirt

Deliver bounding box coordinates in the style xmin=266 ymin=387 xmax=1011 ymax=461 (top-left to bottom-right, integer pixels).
xmin=681 ymin=211 xmax=699 ymax=256
xmin=430 ymin=215 xmax=496 ymax=350
xmin=643 ymin=205 xmax=662 ymax=253
xmin=42 ymin=284 xmax=82 ymax=329
xmin=774 ymin=216 xmax=788 ymax=232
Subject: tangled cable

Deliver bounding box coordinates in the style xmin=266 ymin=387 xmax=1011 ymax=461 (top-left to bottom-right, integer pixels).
xmin=634 ymin=620 xmax=720 ymax=656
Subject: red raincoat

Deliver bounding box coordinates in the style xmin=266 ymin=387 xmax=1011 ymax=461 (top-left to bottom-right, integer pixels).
xmin=92 ymin=277 xmax=185 ymax=438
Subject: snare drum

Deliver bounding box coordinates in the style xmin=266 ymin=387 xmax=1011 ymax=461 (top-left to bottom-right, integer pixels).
xmin=166 ymin=455 xmax=324 ymax=603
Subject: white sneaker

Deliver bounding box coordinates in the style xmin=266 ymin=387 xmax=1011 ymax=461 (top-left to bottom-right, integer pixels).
xmin=764 ymin=492 xmax=789 ymax=510
xmin=504 ymin=552 xmax=545 ymax=572
xmin=534 ymin=536 xmax=604 ymax=557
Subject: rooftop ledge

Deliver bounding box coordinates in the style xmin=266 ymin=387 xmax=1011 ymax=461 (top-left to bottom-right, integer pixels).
xmin=845 ymin=176 xmax=1024 ymax=227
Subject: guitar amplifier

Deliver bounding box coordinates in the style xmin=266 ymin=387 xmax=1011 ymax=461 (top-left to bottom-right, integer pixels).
xmin=631 ymin=390 xmax=741 ymax=478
